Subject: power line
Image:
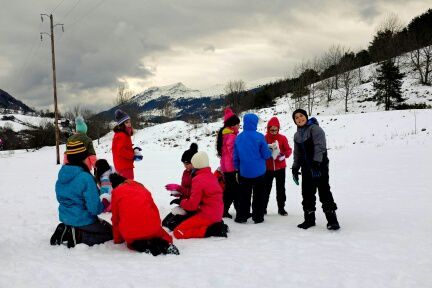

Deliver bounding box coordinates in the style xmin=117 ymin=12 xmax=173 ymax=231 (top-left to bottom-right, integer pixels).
xmin=50 ymin=0 xmax=66 ymax=14
xmin=61 ymin=0 xmax=82 ymax=23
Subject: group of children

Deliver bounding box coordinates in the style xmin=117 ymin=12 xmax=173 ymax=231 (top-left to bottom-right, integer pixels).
xmin=50 ymin=106 xmax=340 ymax=255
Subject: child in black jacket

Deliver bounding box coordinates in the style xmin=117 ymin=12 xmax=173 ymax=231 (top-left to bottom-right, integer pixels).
xmin=291 ymin=109 xmax=340 ymax=230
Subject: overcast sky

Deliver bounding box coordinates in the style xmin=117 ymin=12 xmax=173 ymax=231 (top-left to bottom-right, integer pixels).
xmin=0 ymin=0 xmax=430 ymax=113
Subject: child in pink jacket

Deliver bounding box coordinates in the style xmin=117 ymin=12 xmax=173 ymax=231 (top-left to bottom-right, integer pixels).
xmin=173 ymin=151 xmax=228 ymax=239
xmin=216 ymin=107 xmax=241 ymax=219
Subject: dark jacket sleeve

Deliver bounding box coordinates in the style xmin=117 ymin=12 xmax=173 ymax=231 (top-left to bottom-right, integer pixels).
xmin=292 ymin=132 xmax=301 ymax=169
xmin=310 ymin=125 xmax=327 ymax=163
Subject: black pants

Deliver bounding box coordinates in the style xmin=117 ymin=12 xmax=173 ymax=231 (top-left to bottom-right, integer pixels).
xmin=301 ymin=160 xmax=337 ymax=213
xmin=223 ymin=172 xmax=239 ymax=213
xmin=236 ymin=175 xmax=266 ymax=222
xmin=77 ymin=219 xmax=113 ymax=246
xmin=264 ymin=168 xmax=286 ymax=211
xmin=162 ymin=211 xmax=195 ymax=231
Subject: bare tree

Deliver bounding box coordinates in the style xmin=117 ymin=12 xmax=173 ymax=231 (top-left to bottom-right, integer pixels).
xmin=224 ymin=80 xmax=245 ymax=113
xmin=323 ymin=45 xmax=346 ymax=89
xmin=115 ymin=82 xmax=134 ymax=106
xmin=162 ymin=101 xmax=175 ymax=119
xmin=377 ymin=12 xmax=404 ymax=35
xmin=339 ymin=55 xmax=358 ymax=113
xmin=407 ymin=44 xmax=432 ymax=85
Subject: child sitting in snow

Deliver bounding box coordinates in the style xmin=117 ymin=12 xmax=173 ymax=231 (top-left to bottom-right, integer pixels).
xmin=94 ymin=159 xmax=114 ymax=212
xmin=162 ymin=143 xmax=199 ymax=231
xmin=172 ymin=151 xmax=228 ymax=239
xmin=109 ymin=173 xmax=179 ymax=255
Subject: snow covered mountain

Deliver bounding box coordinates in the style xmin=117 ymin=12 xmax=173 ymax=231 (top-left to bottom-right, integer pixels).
xmin=0 ymin=89 xmax=34 ymax=114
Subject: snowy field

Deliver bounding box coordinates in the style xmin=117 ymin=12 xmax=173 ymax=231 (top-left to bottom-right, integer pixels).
xmin=0 ymin=109 xmax=431 ymax=288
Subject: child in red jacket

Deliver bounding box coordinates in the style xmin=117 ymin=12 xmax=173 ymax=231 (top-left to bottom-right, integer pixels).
xmin=173 ymin=151 xmax=228 ymax=239
xmin=264 ymin=117 xmax=292 ymax=216
xmin=109 ymin=173 xmax=179 ymax=256
xmin=111 ymin=109 xmax=142 ymax=180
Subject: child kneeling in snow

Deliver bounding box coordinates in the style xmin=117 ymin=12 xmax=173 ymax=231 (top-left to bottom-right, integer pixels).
xmin=173 ymin=151 xmax=229 ymax=239
xmin=94 ymin=159 xmax=114 ymax=212
xmin=162 ymin=143 xmax=198 ymax=231
xmin=109 ymin=173 xmax=179 ymax=256
xmin=51 ymin=140 xmax=112 ymax=248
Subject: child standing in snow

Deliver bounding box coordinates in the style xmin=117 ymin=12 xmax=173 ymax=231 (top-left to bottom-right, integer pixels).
xmin=64 ymin=116 xmax=97 ymax=171
xmin=173 ymin=151 xmax=228 ymax=239
xmin=162 ymin=143 xmax=199 ymax=231
xmin=233 ymin=113 xmax=272 ymax=224
xmin=109 ymin=173 xmax=179 ymax=255
xmin=112 ymin=109 xmax=142 ymax=180
xmin=216 ymin=107 xmax=241 ymax=219
xmin=50 ymin=140 xmax=112 ymax=248
xmin=291 ymin=109 xmax=340 ymax=230
xmin=264 ymin=117 xmax=292 ymax=216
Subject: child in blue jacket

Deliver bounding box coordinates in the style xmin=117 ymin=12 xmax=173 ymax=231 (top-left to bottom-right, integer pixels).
xmin=50 ymin=140 xmax=113 ymax=248
xmin=234 ymin=113 xmax=272 ymax=224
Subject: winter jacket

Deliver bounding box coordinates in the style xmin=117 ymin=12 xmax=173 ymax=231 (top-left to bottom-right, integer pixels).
xmin=180 ymin=167 xmax=223 ymax=223
xmin=220 ymin=127 xmax=238 ymax=173
xmin=179 ymin=169 xmax=193 ymax=199
xmin=292 ymin=117 xmax=328 ymax=170
xmin=265 ymin=117 xmax=292 ymax=171
xmin=112 ymin=131 xmax=134 ymax=171
xmin=111 ymin=180 xmax=172 ymax=244
xmin=234 ymin=113 xmax=272 ymax=178
xmin=55 ymin=165 xmax=104 ymax=227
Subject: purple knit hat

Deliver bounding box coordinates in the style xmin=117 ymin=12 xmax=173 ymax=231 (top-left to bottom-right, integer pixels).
xmin=115 ymin=109 xmax=130 ymax=125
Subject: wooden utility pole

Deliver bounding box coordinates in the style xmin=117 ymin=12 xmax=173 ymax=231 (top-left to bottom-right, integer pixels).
xmin=41 ymin=14 xmax=63 ymax=164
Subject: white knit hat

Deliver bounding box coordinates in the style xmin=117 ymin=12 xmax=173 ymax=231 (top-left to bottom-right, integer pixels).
xmin=191 ymin=151 xmax=209 ymax=169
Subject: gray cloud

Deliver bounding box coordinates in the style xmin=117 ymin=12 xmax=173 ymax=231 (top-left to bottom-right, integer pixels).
xmin=0 ymin=0 xmax=430 ymax=112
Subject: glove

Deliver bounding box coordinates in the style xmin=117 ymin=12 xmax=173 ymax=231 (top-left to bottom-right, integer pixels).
xmin=277 ymin=154 xmax=286 ymax=161
xmin=171 ymin=206 xmax=187 ymax=216
xmin=292 ymin=167 xmax=300 ymax=185
xmin=133 ymin=147 xmax=143 ymax=161
xmin=170 ymin=198 xmax=181 ymax=205
xmin=311 ymin=161 xmax=321 ymax=178
xmin=165 ymin=183 xmax=181 ymax=192
xmin=100 ymin=193 xmax=111 ymax=212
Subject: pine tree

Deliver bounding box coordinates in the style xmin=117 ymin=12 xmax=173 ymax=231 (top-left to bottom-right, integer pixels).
xmin=373 ymin=60 xmax=406 ymax=110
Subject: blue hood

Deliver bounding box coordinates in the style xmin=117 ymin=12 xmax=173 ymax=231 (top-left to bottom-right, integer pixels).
xmin=57 ymin=165 xmax=86 ymax=185
xmin=307 ymin=117 xmax=319 ymax=126
xmin=243 ymin=113 xmax=259 ymax=131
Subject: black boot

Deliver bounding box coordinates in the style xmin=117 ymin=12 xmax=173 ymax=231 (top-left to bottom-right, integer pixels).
xmin=278 ymin=207 xmax=288 ymax=216
xmin=63 ymin=226 xmax=82 ymax=248
xmin=50 ymin=223 xmax=66 ymax=245
xmin=297 ymin=211 xmax=315 ymax=229
xmin=205 ymin=221 xmax=228 ymax=237
xmin=325 ymin=211 xmax=340 ymax=230
xmin=223 ymin=211 xmax=233 ymax=219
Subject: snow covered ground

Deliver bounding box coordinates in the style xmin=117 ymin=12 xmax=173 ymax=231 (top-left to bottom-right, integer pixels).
xmin=0 ymin=106 xmax=431 ymax=288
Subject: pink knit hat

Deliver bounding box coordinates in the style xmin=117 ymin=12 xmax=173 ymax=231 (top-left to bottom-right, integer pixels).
xmin=223 ymin=107 xmax=240 ymax=127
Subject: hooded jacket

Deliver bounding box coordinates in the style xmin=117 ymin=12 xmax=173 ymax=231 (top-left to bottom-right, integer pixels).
xmin=220 ymin=126 xmax=239 ymax=173
xmin=55 ymin=165 xmax=104 ymax=227
xmin=111 ymin=180 xmax=172 ymax=244
xmin=265 ymin=117 xmax=292 ymax=171
xmin=180 ymin=167 xmax=223 ymax=223
xmin=292 ymin=117 xmax=328 ymax=170
xmin=234 ymin=113 xmax=272 ymax=178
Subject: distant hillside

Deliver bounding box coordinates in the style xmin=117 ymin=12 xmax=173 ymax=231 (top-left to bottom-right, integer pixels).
xmin=0 ymin=89 xmax=34 ymax=114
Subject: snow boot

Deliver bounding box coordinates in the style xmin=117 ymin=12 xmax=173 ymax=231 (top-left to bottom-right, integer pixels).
xmin=297 ymin=211 xmax=316 ymax=229
xmin=166 ymin=244 xmax=180 ymax=255
xmin=278 ymin=207 xmax=288 ymax=216
xmin=325 ymin=211 xmax=340 ymax=230
xmin=223 ymin=211 xmax=233 ymax=219
xmin=50 ymin=223 xmax=66 ymax=245
xmin=63 ymin=226 xmax=81 ymax=248
xmin=205 ymin=221 xmax=228 ymax=237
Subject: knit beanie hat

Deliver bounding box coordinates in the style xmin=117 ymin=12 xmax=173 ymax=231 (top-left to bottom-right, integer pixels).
xmin=115 ymin=109 xmax=130 ymax=126
xmin=75 ymin=116 xmax=87 ymax=134
xmin=65 ymin=140 xmax=88 ymax=164
xmin=191 ymin=151 xmax=209 ymax=169
xmin=292 ymin=109 xmax=308 ymax=122
xmin=95 ymin=159 xmax=112 ymax=181
xmin=109 ymin=173 xmax=127 ymax=189
xmin=223 ymin=107 xmax=240 ymax=127
xmin=181 ymin=143 xmax=198 ymax=164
